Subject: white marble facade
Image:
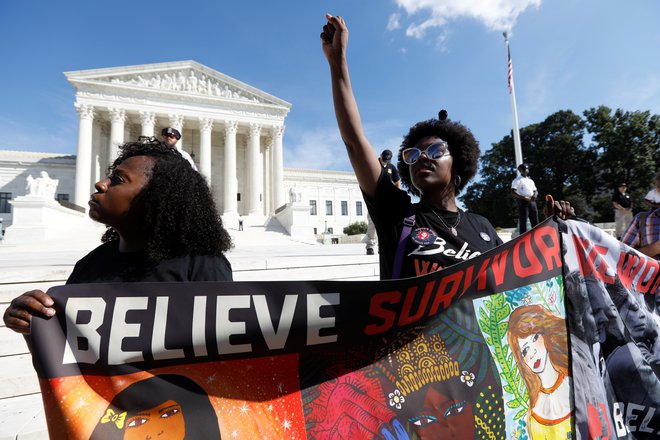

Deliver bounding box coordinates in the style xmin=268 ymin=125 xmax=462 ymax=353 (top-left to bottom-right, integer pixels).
xmin=0 ymin=151 xmax=76 ymax=227
xmin=281 ymin=168 xmax=368 ymax=236
xmin=0 ymin=61 xmax=369 ymax=238
xmin=66 ymin=60 xmax=291 ymax=219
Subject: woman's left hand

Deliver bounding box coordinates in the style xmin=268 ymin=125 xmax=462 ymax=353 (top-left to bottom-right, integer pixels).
xmin=544 ymin=194 xmax=575 ymax=220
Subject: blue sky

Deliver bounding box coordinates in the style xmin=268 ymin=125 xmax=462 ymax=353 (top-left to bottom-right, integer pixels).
xmin=1 ymin=0 xmax=659 ymax=173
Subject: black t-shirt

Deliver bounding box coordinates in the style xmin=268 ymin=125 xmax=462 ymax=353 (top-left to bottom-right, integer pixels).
xmin=66 ymin=241 xmax=233 ymax=284
xmin=383 ymin=162 xmax=401 ymax=184
xmin=612 ymin=190 xmax=631 ymax=209
xmin=365 ymin=170 xmax=503 ymax=280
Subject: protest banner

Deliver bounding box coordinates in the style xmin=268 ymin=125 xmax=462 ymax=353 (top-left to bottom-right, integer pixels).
xmin=30 ymin=218 xmax=660 ymax=439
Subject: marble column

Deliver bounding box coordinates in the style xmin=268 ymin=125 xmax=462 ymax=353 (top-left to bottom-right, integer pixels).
xmin=223 ymin=120 xmax=238 ymax=216
xmin=263 ymin=137 xmax=272 ymax=215
xmin=272 ymin=125 xmax=285 ymax=210
xmin=168 ymin=114 xmax=184 ymax=148
xmin=108 ymin=108 xmax=126 ymax=162
xmin=199 ymin=117 xmax=213 ymax=183
xmin=139 ymin=111 xmax=156 ymax=137
xmin=94 ymin=123 xmax=106 ymax=185
xmin=74 ymin=103 xmax=95 ymax=208
xmin=247 ymin=123 xmax=261 ymax=215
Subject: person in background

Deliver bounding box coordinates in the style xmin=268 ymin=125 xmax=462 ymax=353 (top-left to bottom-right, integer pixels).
xmin=612 ymin=183 xmax=632 ymax=240
xmin=364 ymin=149 xmax=400 ymax=255
xmin=644 ymin=172 xmax=660 ymax=209
xmin=161 ymin=127 xmax=197 ymax=170
xmin=511 ymin=163 xmax=539 ymax=234
xmin=621 ymin=205 xmax=660 ymax=260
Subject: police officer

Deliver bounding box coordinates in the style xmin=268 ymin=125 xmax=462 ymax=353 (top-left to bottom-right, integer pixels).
xmin=161 ymin=127 xmax=197 ymax=170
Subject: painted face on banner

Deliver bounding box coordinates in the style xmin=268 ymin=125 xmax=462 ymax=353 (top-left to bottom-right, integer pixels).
xmin=519 ymin=333 xmax=548 ymax=374
xmin=124 ymin=400 xmax=185 ymax=440
xmin=586 ymin=277 xmax=619 ymax=343
xmin=620 ymin=296 xmax=648 ymax=340
xmin=408 ymin=385 xmax=475 ymax=439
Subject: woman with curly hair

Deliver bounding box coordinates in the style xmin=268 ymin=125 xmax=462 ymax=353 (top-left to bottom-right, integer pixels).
xmin=320 ymin=13 xmax=573 ymax=280
xmin=508 ymin=305 xmax=572 ymax=439
xmin=4 ymin=137 xmax=232 ymax=333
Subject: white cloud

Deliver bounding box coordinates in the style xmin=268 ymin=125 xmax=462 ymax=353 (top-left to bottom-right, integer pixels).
xmin=393 ymin=0 xmax=541 ymax=37
xmin=434 ymin=29 xmax=450 ymax=52
xmin=613 ymin=72 xmax=660 ymax=113
xmin=387 ymin=13 xmax=401 ymax=31
xmin=284 ymin=120 xmax=408 ymax=172
xmin=0 ymin=115 xmax=75 ymax=154
xmin=284 ymin=126 xmax=349 ymax=171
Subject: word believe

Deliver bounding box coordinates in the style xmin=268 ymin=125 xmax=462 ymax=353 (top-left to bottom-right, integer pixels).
xmin=62 ymin=293 xmax=340 ymax=366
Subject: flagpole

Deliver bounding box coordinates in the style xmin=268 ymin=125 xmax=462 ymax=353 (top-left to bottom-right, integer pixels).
xmin=503 ymin=32 xmax=524 ymax=168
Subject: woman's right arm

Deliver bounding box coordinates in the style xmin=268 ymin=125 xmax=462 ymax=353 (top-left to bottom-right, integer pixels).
xmin=3 ymin=290 xmax=55 ymax=334
xmin=321 ymin=14 xmax=382 ymax=199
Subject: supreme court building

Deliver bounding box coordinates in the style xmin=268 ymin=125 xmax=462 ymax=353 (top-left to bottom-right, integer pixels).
xmin=67 ymin=60 xmax=290 ymax=218
xmin=0 ymin=61 xmax=367 ymax=238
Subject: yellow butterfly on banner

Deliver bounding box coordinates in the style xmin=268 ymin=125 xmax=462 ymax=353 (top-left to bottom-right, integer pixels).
xmin=100 ymin=409 xmax=127 ymax=429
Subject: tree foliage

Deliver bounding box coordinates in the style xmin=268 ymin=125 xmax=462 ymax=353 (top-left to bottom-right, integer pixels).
xmin=462 ymin=107 xmax=659 ymax=226
xmin=583 ymin=106 xmax=660 ymax=221
xmin=343 ymin=221 xmax=368 ymax=235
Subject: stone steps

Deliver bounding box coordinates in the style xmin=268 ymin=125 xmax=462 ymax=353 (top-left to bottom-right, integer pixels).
xmin=0 ymin=394 xmax=47 ymax=440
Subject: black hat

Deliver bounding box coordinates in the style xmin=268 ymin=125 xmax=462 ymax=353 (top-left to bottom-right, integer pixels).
xmin=619 ymin=182 xmax=627 ymax=187
xmin=518 ymin=163 xmax=529 ymax=171
xmin=381 ymin=149 xmax=393 ymax=161
xmin=161 ymin=127 xmax=181 ymax=140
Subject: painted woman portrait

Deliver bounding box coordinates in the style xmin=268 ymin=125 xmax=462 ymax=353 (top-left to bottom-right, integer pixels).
xmin=507 ymin=305 xmax=573 ymax=439
xmin=372 ymin=322 xmax=505 ymax=439
xmin=89 ymin=374 xmax=221 ymax=439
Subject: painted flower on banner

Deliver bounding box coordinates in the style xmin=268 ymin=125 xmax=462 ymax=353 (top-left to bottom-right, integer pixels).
xmin=389 ymin=389 xmax=405 ymax=409
xmin=505 ymin=286 xmax=532 ymax=307
xmin=460 ymin=371 xmax=475 ymax=387
xmin=512 ymin=421 xmax=529 ymax=440
xmin=546 ymin=290 xmax=557 ymax=306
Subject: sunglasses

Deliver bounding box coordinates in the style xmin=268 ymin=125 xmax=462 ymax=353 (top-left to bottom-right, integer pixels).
xmin=401 ymin=141 xmax=450 ymax=165
xmin=138 ymin=136 xmax=158 ymax=143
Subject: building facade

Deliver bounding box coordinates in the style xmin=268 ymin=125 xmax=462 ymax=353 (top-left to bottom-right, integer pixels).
xmin=0 ymin=61 xmax=368 ymax=238
xmin=65 ymin=60 xmax=290 ymax=219
xmin=0 ymin=151 xmax=76 ymax=227
xmin=283 ymin=168 xmax=367 ymax=235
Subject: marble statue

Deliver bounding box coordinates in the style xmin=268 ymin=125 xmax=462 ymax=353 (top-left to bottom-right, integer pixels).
xmin=26 ymin=171 xmax=59 ymax=199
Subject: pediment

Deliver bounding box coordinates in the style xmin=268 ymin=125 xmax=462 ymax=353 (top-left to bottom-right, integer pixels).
xmin=64 ymin=61 xmax=290 ymax=108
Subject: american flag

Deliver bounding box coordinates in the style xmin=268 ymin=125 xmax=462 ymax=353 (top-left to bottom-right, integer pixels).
xmin=506 ymin=43 xmax=513 ymax=94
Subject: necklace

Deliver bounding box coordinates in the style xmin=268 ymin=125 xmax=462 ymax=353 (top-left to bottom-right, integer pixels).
xmin=428 ymin=204 xmax=461 ymax=237
xmin=540 ymin=372 xmax=565 ymax=394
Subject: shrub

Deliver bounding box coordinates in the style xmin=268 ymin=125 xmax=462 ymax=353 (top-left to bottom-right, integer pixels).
xmin=343 ymin=221 xmax=368 ymax=235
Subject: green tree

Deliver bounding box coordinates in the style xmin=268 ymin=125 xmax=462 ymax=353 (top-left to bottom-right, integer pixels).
xmin=462 ymin=134 xmax=518 ymax=228
xmin=521 ymin=110 xmax=593 ymax=218
xmin=463 ymin=110 xmax=591 ymax=226
xmin=464 ymin=107 xmax=659 ymax=225
xmin=583 ymin=106 xmax=660 ymax=220
xmin=343 ymin=221 xmax=368 ymax=235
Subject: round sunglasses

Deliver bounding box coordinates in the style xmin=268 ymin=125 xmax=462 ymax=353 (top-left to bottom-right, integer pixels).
xmin=401 ymin=141 xmax=450 ymax=165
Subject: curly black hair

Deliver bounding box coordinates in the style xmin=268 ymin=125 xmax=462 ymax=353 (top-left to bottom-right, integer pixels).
xmin=101 ymin=138 xmax=232 ymax=261
xmin=396 ymin=110 xmax=480 ymax=197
